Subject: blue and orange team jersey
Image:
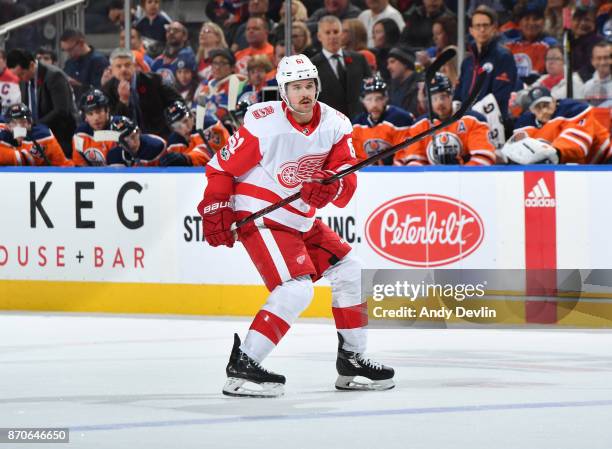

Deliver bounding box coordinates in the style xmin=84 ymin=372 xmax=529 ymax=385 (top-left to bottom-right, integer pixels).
xmin=166 ymin=115 xmax=230 ymax=166
xmin=504 ymin=35 xmax=557 ymax=79
xmin=394 ymin=111 xmax=496 ymax=166
xmin=514 ymin=99 xmax=611 ymax=164
xmin=106 ymin=134 xmax=168 ymax=167
xmin=351 ymin=105 xmax=414 ymax=161
xmin=0 ymin=125 xmax=74 ymax=166
xmin=72 ymin=120 xmax=117 ymax=166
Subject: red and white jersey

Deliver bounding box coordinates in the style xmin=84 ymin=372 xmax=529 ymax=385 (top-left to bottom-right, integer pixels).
xmin=0 ymin=68 xmax=21 ymax=111
xmin=204 ymin=101 xmax=357 ymax=232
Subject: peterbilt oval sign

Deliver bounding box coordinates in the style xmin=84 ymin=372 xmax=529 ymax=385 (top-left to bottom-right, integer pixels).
xmin=364 ymin=194 xmax=484 ymax=267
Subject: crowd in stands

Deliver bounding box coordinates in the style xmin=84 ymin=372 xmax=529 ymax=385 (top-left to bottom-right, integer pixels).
xmin=0 ymin=0 xmax=610 ymax=167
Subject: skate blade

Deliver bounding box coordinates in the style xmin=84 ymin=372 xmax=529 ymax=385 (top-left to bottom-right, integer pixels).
xmin=222 ymin=377 xmax=285 ymax=398
xmin=335 ymin=375 xmax=395 ymax=391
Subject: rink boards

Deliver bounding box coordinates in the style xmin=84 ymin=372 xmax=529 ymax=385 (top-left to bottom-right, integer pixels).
xmin=1 ymin=166 xmax=612 ymax=326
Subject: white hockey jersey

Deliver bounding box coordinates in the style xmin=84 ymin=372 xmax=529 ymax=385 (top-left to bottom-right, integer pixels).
xmin=203 ymin=101 xmax=357 ymax=231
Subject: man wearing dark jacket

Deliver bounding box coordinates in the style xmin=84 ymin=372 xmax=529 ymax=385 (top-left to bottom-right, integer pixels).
xmin=103 ymin=47 xmax=182 ymax=139
xmin=454 ymin=5 xmax=517 ymax=122
xmin=60 ymin=28 xmax=109 ymax=100
xmin=7 ymin=48 xmax=79 ymax=157
xmin=400 ymin=0 xmax=455 ymax=49
xmin=311 ymin=16 xmax=371 ymax=120
xmin=386 ymin=46 xmax=419 ymax=117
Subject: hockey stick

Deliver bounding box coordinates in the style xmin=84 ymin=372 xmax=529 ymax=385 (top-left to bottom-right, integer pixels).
xmin=231 ymin=64 xmax=491 ymax=230
xmin=425 ymin=47 xmax=457 ymax=124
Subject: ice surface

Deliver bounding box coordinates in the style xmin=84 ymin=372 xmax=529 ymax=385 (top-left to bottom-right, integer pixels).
xmin=0 ymin=313 xmax=611 ymax=449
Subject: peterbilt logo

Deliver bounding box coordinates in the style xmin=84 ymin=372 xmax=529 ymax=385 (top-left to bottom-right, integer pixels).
xmin=365 ymin=194 xmax=484 ymax=267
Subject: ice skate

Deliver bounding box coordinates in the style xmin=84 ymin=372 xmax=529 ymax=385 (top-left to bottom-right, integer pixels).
xmin=335 ymin=333 xmax=395 ymax=391
xmin=222 ymin=333 xmax=286 ymax=398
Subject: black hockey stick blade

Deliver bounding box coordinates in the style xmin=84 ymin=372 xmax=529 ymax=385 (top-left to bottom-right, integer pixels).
xmin=233 ymin=65 xmax=490 ymax=230
xmin=425 ymin=47 xmax=457 ymax=123
xmin=425 ymin=47 xmax=457 ymax=84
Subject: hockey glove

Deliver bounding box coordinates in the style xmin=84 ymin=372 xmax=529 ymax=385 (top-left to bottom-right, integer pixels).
xmin=501 ymin=137 xmax=560 ymax=165
xmin=198 ymin=198 xmax=236 ymax=247
xmin=300 ymin=170 xmax=340 ymax=209
xmin=160 ymin=152 xmax=192 ymax=167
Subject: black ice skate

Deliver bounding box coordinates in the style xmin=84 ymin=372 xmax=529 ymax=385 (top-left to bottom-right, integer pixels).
xmin=222 ymin=333 xmax=286 ymax=398
xmin=335 ymin=333 xmax=395 ymax=391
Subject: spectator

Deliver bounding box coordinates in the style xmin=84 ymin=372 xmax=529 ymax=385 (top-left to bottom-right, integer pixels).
xmin=291 ymin=22 xmax=317 ymax=58
xmin=312 ymin=16 xmax=371 ymax=119
xmin=72 ymin=89 xmax=116 ymax=166
xmin=352 ymin=76 xmax=414 ymax=164
xmin=583 ymin=41 xmax=612 ymax=107
xmin=151 ymin=21 xmax=196 ymax=85
xmin=6 ymin=48 xmax=79 ymax=158
xmin=371 ymin=18 xmax=401 ymax=81
xmin=571 ymin=6 xmax=604 ymax=82
xmin=503 ymin=5 xmax=558 ymax=85
xmin=60 ymin=29 xmax=110 ymax=100
xmin=134 ymin=0 xmax=172 ymax=45
xmin=307 ymin=0 xmax=362 ymax=41
xmin=358 ymin=0 xmax=404 ymax=47
xmin=35 ymin=48 xmax=57 ymax=66
xmin=234 ymin=17 xmax=275 ymax=76
xmin=195 ymin=48 xmax=244 ymax=121
xmin=509 ymin=86 xmax=610 ymax=164
xmin=0 ymin=50 xmax=21 ymax=113
xmin=342 ymin=19 xmax=377 ymax=71
xmin=231 ymin=0 xmax=276 ymax=51
xmin=119 ymin=28 xmax=153 ymax=73
xmin=102 ymin=48 xmax=182 ymax=139
xmin=399 ymin=0 xmax=455 ymax=49
xmin=162 ymin=100 xmax=229 ymax=166
xmin=107 ymin=0 xmax=135 ymax=28
xmin=196 ymin=22 xmax=228 ymax=81
xmin=174 ymin=58 xmax=199 ymax=108
xmin=386 ymin=46 xmax=419 ymax=116
xmin=416 ymin=15 xmax=457 ymax=72
xmin=454 ymin=5 xmax=517 ymax=122
xmin=238 ymin=55 xmax=276 ymax=104
xmin=0 ymin=103 xmax=73 ymax=166
xmin=395 ymin=72 xmax=495 ymax=166
xmin=544 ymin=0 xmax=570 ymax=41
xmin=530 ymin=45 xmax=584 ymax=100
xmin=271 ymin=0 xmax=309 ymax=43
xmin=107 ymin=115 xmax=168 ymax=166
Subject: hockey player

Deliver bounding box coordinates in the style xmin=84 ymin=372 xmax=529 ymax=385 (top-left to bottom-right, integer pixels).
xmin=161 ymin=100 xmax=229 ymax=166
xmin=394 ymin=73 xmax=496 ymax=166
xmin=352 ymin=76 xmax=414 ymax=165
xmin=197 ymin=54 xmax=394 ymax=397
xmin=72 ymin=89 xmax=116 ymax=166
xmin=0 ymin=103 xmax=73 ymax=166
xmin=106 ymin=115 xmax=168 ymax=167
xmin=503 ymin=86 xmax=611 ymax=164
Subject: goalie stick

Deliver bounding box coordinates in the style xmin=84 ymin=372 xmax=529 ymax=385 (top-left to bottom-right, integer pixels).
xmin=230 ymin=63 xmax=491 ymax=231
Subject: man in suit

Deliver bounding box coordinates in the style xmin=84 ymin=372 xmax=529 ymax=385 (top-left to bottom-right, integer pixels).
xmin=311 ymin=15 xmax=371 ymax=120
xmin=102 ymin=47 xmax=182 ymax=139
xmin=6 ymin=48 xmax=79 ymax=157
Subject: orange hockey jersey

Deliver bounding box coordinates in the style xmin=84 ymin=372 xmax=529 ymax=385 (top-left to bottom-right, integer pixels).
xmin=394 ymin=111 xmax=496 ymax=166
xmin=71 ymin=120 xmax=117 ymax=166
xmin=166 ymin=115 xmax=229 ymax=166
xmin=0 ymin=125 xmax=73 ymax=166
xmin=513 ymin=99 xmax=611 ymax=164
xmin=351 ymin=105 xmax=414 ymax=162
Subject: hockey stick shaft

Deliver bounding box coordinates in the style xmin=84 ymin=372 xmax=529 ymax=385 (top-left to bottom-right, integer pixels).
xmin=233 ymin=66 xmax=489 ymax=230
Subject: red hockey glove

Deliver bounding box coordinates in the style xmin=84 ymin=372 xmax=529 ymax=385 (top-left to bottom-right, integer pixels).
xmin=198 ymin=198 xmax=236 ymax=248
xmin=300 ymin=170 xmax=340 ymax=209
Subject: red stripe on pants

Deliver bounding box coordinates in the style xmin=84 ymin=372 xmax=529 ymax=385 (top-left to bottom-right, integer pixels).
xmin=332 ymin=303 xmax=368 ymax=329
xmin=249 ymin=310 xmax=290 ymax=344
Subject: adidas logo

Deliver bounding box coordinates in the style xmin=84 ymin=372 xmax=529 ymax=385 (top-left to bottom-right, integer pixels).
xmin=525 ymin=178 xmax=556 ymax=208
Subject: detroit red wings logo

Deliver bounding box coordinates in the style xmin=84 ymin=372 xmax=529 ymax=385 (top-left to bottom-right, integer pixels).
xmin=277 ymin=153 xmax=327 ymax=189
